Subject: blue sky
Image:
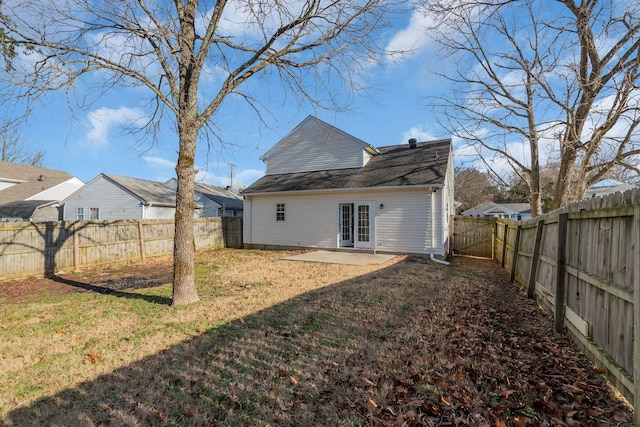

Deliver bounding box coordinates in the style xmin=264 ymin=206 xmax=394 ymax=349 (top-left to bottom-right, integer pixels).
xmin=6 ymin=4 xmax=458 ymax=190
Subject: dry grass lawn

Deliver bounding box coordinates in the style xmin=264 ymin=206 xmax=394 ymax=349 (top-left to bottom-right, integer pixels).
xmin=0 ymin=248 xmax=633 ymax=426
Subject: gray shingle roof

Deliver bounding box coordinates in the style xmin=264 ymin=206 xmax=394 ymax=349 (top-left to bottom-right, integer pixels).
xmin=0 ymin=200 xmax=56 ymax=220
xmin=462 ymin=201 xmax=531 ymax=216
xmin=195 ymin=182 xmax=244 ymax=210
xmin=103 ymin=174 xmax=179 ymax=207
xmin=0 ymin=161 xmax=74 ymax=203
xmin=242 ymin=139 xmax=451 ymax=194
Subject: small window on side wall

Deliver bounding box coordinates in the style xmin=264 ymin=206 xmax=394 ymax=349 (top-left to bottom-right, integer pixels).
xmin=276 ymin=203 xmax=285 ymax=221
xmin=77 ymin=207 xmax=85 ymax=220
xmin=90 ymin=207 xmax=99 ymax=220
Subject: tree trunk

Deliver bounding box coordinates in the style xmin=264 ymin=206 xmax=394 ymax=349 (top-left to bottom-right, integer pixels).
xmin=172 ymin=123 xmax=199 ymax=306
xmin=528 ymin=127 xmax=542 ymax=217
xmin=171 ymin=0 xmax=200 ymax=306
xmin=552 ymin=142 xmax=578 ymax=210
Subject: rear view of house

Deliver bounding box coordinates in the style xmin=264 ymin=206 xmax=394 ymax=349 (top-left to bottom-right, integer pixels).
xmin=241 ymin=116 xmax=455 ymax=256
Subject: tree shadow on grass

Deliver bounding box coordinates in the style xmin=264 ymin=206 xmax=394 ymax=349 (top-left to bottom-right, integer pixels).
xmin=48 ymin=275 xmax=173 ymax=306
xmin=2 ymin=258 xmax=633 ymax=426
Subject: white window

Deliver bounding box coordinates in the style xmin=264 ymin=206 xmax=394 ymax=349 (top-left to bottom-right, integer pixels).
xmin=90 ymin=207 xmax=99 ymax=220
xmin=276 ymin=203 xmax=285 ymax=221
xmin=77 ymin=207 xmax=85 ymax=220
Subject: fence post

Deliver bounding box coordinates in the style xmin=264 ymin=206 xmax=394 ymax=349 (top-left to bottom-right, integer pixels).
xmin=501 ymin=222 xmax=508 ymax=268
xmin=72 ymin=223 xmax=80 ymax=272
xmin=138 ymin=221 xmax=146 ymax=260
xmin=510 ymin=224 xmax=521 ymax=282
xmin=633 ymin=203 xmax=640 ymax=426
xmin=555 ymin=213 xmax=568 ymax=333
xmin=491 ymin=218 xmax=496 ymax=260
xmin=527 ymin=218 xmax=545 ymax=298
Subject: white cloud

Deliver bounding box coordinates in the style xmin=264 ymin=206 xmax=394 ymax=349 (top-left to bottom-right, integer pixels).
xmin=385 ymin=6 xmax=436 ymax=61
xmin=400 ymin=126 xmax=437 ymax=144
xmin=144 ymin=156 xmax=175 ymax=169
xmin=86 ymin=106 xmax=146 ymax=147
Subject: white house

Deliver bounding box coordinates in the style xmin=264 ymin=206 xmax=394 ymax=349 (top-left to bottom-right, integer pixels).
xmin=462 ymin=201 xmax=532 ymax=220
xmin=63 ymin=173 xmax=205 ymax=220
xmin=0 ymin=161 xmax=84 ymax=221
xmin=241 ymin=116 xmax=455 ymax=256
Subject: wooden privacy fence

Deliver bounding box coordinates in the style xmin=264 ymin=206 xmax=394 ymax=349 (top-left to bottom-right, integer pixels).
xmin=0 ymin=217 xmax=243 ymax=280
xmin=486 ymin=188 xmax=640 ymax=422
xmin=452 ymin=216 xmax=495 ymax=258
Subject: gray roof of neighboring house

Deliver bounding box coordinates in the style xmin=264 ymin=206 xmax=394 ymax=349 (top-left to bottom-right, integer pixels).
xmin=499 ymin=203 xmax=532 ymax=214
xmin=242 ymin=139 xmax=452 ymax=194
xmin=100 ymin=174 xmax=179 ymax=207
xmin=195 ymin=182 xmax=244 ymax=210
xmin=462 ymin=201 xmax=531 ymax=216
xmin=0 ymin=200 xmax=56 ymax=220
xmin=0 ymin=161 xmax=74 ymax=203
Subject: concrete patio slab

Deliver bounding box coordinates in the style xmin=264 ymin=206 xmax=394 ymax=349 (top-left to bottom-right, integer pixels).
xmin=282 ymin=250 xmax=396 ymax=266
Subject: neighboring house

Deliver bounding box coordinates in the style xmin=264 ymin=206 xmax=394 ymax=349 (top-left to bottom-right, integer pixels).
xmin=584 ymin=179 xmax=637 ymax=199
xmin=63 ymin=173 xmax=203 ymax=220
xmin=462 ymin=201 xmax=532 ymax=220
xmin=165 ymin=179 xmax=244 ymax=217
xmin=0 ymin=161 xmax=84 ymax=221
xmin=241 ymin=115 xmax=455 ymax=256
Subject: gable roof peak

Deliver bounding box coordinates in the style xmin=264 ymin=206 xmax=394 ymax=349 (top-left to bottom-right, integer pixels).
xmin=260 ymin=115 xmax=373 ymax=162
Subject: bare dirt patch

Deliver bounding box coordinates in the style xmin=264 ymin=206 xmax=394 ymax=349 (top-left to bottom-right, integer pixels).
xmin=0 ymin=249 xmax=633 ymax=426
xmin=0 ymin=256 xmax=173 ymax=304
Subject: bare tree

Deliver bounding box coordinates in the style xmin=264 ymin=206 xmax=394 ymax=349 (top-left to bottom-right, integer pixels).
xmin=454 ymin=166 xmax=497 ymax=213
xmin=550 ymin=0 xmax=640 ymax=208
xmin=0 ymin=0 xmax=398 ymax=305
xmin=422 ymin=0 xmax=640 ymax=214
xmin=1 ymin=120 xmax=44 ymax=166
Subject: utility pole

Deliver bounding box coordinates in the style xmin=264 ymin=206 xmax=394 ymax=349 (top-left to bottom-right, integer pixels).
xmin=228 ymin=162 xmax=236 ymax=190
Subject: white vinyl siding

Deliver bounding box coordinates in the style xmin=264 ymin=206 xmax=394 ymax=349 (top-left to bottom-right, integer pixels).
xmin=263 ymin=117 xmax=369 ymax=175
xmin=245 ymin=195 xmax=336 ymax=248
xmin=244 ymin=187 xmax=448 ymax=255
xmin=64 ymin=177 xmax=143 ymax=220
xmin=374 ymin=190 xmax=433 ymax=254
xmin=144 ymin=206 xmax=176 ymax=219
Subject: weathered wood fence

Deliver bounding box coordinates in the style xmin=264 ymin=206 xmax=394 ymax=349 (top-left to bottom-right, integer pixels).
xmin=452 ymin=216 xmax=495 ymax=258
xmin=0 ymin=217 xmax=243 ymax=280
xmin=454 ymin=189 xmax=639 ymax=421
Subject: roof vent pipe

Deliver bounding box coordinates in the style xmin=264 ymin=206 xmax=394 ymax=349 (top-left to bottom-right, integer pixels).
xmin=408 ymin=138 xmax=417 ymax=149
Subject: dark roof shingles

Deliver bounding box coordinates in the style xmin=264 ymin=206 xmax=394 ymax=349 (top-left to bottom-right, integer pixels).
xmin=0 ymin=200 xmax=54 ymax=219
xmin=195 ymin=183 xmax=244 ymax=210
xmin=242 ymin=140 xmax=450 ymax=194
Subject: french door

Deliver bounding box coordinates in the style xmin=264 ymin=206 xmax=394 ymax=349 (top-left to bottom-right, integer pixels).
xmin=339 ymin=202 xmax=373 ymax=249
xmin=339 ymin=203 xmax=353 ymax=247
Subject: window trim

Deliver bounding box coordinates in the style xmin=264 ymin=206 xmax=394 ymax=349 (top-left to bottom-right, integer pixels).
xmin=276 ymin=203 xmax=285 ymax=221
xmin=89 ymin=207 xmax=99 ymax=220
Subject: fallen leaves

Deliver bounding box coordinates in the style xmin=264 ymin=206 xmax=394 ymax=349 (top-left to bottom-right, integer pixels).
xmin=84 ymin=352 xmax=104 ymax=364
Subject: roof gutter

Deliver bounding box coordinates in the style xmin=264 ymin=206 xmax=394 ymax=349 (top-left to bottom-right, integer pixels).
xmin=242 ymin=183 xmax=445 ymax=197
